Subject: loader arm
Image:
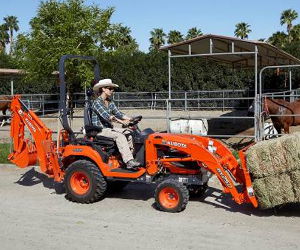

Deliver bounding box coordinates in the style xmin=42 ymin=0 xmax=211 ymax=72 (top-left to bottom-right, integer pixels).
xmin=8 ymin=95 xmax=63 ymax=182
xmin=146 ymin=133 xmax=258 ymax=207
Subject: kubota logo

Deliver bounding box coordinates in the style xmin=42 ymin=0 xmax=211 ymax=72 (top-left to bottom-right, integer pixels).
xmin=216 ymin=168 xmax=231 ymax=188
xmin=162 ymin=140 xmax=187 ymax=148
xmin=25 ymin=118 xmax=36 ymax=133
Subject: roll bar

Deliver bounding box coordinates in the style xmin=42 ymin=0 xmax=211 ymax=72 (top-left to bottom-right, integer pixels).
xmin=59 ymin=55 xmax=100 ymax=141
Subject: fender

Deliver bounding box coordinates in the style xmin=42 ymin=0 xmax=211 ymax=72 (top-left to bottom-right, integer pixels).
xmin=63 ymin=145 xmax=108 ymax=171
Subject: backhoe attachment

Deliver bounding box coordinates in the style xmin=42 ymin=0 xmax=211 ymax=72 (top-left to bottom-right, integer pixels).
xmin=8 ymin=96 xmax=63 ymax=182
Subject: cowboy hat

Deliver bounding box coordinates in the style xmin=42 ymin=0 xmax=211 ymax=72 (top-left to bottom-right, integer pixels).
xmin=93 ymin=79 xmax=119 ymax=92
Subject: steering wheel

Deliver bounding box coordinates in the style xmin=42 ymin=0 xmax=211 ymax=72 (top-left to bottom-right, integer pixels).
xmin=122 ymin=116 xmax=142 ymax=128
xmin=129 ymin=115 xmax=142 ymax=125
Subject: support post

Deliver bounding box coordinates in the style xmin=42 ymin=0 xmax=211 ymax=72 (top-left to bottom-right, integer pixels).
xmin=10 ymin=80 xmax=14 ymax=96
xmin=254 ymin=46 xmax=260 ymax=142
xmin=167 ymin=50 xmax=172 ymax=131
xmin=289 ymin=70 xmax=293 ymax=102
xmin=289 ymin=70 xmax=292 ymax=91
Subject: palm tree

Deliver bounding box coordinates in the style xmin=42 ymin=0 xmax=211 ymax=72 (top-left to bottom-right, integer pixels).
xmin=167 ymin=30 xmax=183 ymax=44
xmin=3 ymin=16 xmax=19 ymax=54
xmin=186 ymin=27 xmax=203 ymax=40
xmin=104 ymin=24 xmax=137 ymax=51
xmin=290 ymin=24 xmax=300 ymax=41
xmin=234 ymin=22 xmax=252 ymax=39
xmin=280 ymin=9 xmax=298 ymax=34
xmin=0 ymin=24 xmax=9 ymax=53
xmin=267 ymin=31 xmax=288 ymax=48
xmin=149 ymin=28 xmax=166 ymax=51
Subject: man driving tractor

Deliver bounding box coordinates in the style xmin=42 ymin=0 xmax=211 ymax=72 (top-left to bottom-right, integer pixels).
xmin=92 ymin=79 xmax=141 ymax=170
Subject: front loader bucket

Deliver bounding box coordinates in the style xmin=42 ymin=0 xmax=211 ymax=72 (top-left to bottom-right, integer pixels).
xmin=8 ymin=140 xmax=37 ymax=168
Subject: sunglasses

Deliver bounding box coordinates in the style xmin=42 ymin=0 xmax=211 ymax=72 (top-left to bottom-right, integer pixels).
xmin=105 ymin=87 xmax=115 ymax=91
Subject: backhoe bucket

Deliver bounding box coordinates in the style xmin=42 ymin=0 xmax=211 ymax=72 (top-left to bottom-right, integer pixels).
xmin=8 ymin=140 xmax=37 ymax=168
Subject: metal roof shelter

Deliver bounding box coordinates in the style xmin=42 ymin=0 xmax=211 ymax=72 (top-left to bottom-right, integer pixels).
xmin=160 ymin=34 xmax=300 ymax=141
xmin=160 ymin=34 xmax=300 ymax=67
xmin=0 ymin=69 xmax=24 ymax=96
xmin=0 ymin=68 xmax=24 ymax=75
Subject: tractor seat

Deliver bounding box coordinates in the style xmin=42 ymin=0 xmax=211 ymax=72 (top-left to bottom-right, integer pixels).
xmin=84 ymin=125 xmax=116 ymax=147
xmin=94 ymin=135 xmax=115 ymax=147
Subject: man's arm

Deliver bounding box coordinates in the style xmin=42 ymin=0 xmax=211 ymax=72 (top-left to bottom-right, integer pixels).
xmin=111 ymin=101 xmax=128 ymax=120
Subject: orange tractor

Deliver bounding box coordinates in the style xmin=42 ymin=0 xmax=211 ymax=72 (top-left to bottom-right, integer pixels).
xmin=8 ymin=55 xmax=258 ymax=212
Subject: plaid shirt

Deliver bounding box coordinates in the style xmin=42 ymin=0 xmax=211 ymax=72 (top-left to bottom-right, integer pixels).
xmin=91 ymin=96 xmax=125 ymax=128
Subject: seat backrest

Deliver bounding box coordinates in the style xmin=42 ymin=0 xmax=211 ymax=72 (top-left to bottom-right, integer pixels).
xmin=83 ymin=88 xmax=112 ymax=134
xmin=84 ymin=88 xmax=94 ymax=127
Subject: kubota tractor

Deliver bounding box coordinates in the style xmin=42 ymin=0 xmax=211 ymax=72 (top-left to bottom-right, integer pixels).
xmin=7 ymin=55 xmax=258 ymax=212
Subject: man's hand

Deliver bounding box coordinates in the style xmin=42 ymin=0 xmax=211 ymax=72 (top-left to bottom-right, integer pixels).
xmin=121 ymin=119 xmax=131 ymax=126
xmin=109 ymin=115 xmax=117 ymax=122
xmin=111 ymin=116 xmax=130 ymax=126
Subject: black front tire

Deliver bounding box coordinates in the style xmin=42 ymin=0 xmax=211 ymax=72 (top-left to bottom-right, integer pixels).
xmin=154 ymin=179 xmax=189 ymax=213
xmin=65 ymin=160 xmax=107 ymax=203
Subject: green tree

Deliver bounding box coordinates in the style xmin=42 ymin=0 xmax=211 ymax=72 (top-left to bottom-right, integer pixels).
xmin=267 ymin=31 xmax=288 ymax=48
xmin=167 ymin=30 xmax=184 ymax=44
xmin=104 ymin=24 xmax=138 ymax=51
xmin=149 ymin=28 xmax=166 ymax=51
xmin=0 ymin=24 xmax=9 ymax=53
xmin=4 ymin=15 xmax=19 ymax=55
xmin=280 ymin=9 xmax=298 ymax=34
xmin=234 ymin=22 xmax=252 ymax=39
xmin=186 ymin=27 xmax=202 ymax=40
xmin=14 ymin=0 xmax=124 ymax=93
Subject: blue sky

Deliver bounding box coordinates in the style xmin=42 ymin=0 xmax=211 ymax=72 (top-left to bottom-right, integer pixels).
xmin=0 ymin=0 xmax=299 ymax=52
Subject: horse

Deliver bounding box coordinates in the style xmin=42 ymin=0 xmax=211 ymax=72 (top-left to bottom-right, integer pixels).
xmin=263 ymin=97 xmax=300 ymax=134
xmin=0 ymin=96 xmax=11 ymax=127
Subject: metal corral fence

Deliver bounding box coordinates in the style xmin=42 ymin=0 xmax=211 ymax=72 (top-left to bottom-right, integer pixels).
xmin=2 ymin=89 xmax=255 ymax=114
xmin=1 ymin=89 xmax=299 ymax=142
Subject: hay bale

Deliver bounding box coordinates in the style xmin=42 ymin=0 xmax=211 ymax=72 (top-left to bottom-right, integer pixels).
xmin=281 ymin=134 xmax=300 ymax=171
xmin=246 ymin=141 xmax=274 ymax=178
xmin=253 ymin=173 xmax=295 ymax=209
xmin=247 ymin=132 xmax=300 ymax=178
xmin=246 ymin=132 xmax=300 ymax=209
xmin=290 ymin=170 xmax=300 ymax=202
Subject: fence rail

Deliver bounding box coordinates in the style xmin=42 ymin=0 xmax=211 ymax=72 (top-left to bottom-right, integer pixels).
xmin=1 ymin=89 xmax=300 ymax=142
xmin=1 ymin=89 xmax=256 ymax=114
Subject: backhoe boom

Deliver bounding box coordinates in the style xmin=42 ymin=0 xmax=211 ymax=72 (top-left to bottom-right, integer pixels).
xmin=8 ymin=96 xmax=63 ymax=181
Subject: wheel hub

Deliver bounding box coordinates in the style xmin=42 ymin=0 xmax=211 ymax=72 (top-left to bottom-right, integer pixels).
xmin=159 ymin=187 xmax=179 ymax=208
xmin=70 ymin=172 xmax=90 ymax=195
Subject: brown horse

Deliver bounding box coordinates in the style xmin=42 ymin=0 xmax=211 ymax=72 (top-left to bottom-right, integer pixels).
xmin=0 ymin=96 xmax=11 ymax=127
xmin=263 ymin=97 xmax=300 ymax=134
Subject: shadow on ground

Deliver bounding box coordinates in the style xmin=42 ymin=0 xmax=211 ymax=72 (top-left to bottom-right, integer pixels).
xmin=207 ymin=110 xmax=254 ymax=136
xmin=194 ymin=186 xmax=300 ymax=217
xmin=14 ymin=168 xmax=300 ymax=217
xmin=15 ymin=167 xmax=65 ymax=194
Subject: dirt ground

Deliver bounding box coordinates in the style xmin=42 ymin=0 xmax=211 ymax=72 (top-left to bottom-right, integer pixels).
xmin=0 ymin=164 xmax=300 ymax=250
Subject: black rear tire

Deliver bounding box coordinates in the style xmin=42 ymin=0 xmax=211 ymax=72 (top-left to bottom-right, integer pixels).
xmin=65 ymin=160 xmax=107 ymax=203
xmin=155 ymin=179 xmax=189 ymax=213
